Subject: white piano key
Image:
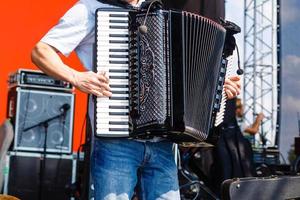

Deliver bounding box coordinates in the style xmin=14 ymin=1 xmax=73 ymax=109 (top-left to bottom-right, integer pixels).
xmin=97 ymin=42 xmax=128 ymax=47
xmin=97 ymin=12 xmax=128 ymax=17
xmin=110 ymin=88 xmax=129 ymax=92
xmin=97 ymin=100 xmax=128 ymax=106
xmin=107 ymin=72 xmax=128 ymax=77
xmin=97 ymin=37 xmax=128 ymax=42
xmin=96 ymin=119 xmax=129 ymax=125
xmin=97 ymin=57 xmax=128 ymax=62
xmin=96 ymin=107 xmax=128 ymax=112
xmin=96 ymin=21 xmax=127 ymax=26
xmin=97 ymin=98 xmax=128 ymax=103
xmin=97 ymin=65 xmax=128 ymax=69
xmin=96 ymin=124 xmax=129 ymax=129
xmin=108 ymin=79 xmax=129 ymax=85
xmin=96 ymin=29 xmax=128 ymax=33
xmin=96 ymin=114 xmax=128 ymax=121
xmin=98 ymin=52 xmax=128 ymax=56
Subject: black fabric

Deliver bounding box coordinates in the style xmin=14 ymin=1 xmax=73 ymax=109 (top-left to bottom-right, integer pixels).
xmin=163 ymin=0 xmax=225 ymax=22
xmin=96 ymin=0 xmax=164 ymax=9
xmin=96 ymin=0 xmax=133 ymax=8
xmin=211 ymin=122 xmax=256 ymax=193
xmin=188 ymin=99 xmax=256 ymax=196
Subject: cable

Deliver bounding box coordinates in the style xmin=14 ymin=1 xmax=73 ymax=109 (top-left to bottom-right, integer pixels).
xmin=138 ymin=0 xmax=162 ymax=34
xmin=235 ymin=44 xmax=243 ymax=75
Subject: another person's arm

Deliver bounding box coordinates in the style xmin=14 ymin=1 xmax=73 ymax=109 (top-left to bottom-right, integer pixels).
xmin=244 ymin=113 xmax=264 ymax=135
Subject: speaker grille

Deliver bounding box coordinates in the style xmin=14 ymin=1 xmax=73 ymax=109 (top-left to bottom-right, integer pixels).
xmin=8 ymin=88 xmax=74 ymax=154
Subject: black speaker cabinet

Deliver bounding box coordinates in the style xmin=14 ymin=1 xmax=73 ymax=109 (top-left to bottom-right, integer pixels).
xmin=7 ymin=87 xmax=74 ymax=154
xmin=3 ymin=152 xmax=77 ymax=200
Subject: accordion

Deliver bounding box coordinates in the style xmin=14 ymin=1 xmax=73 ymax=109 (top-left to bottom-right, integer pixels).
xmin=94 ymin=8 xmax=227 ymax=142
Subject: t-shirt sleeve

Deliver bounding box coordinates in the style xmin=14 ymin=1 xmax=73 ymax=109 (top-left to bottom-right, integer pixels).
xmin=41 ymin=1 xmax=93 ymax=56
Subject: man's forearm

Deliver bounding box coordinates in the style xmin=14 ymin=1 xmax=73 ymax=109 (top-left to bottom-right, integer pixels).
xmin=31 ymin=41 xmax=76 ymax=84
xmin=31 ymin=41 xmax=111 ymax=97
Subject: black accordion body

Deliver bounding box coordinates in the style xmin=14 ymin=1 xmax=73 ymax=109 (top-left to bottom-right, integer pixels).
xmin=94 ymin=8 xmax=227 ymax=143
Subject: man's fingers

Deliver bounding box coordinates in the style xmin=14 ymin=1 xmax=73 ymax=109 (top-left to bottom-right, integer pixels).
xmin=225 ymin=78 xmax=241 ymax=89
xmin=225 ymin=89 xmax=234 ymax=99
xmin=97 ymin=71 xmax=109 ymax=83
xmin=100 ymin=82 xmax=111 ymax=91
xmin=224 ymin=85 xmax=237 ymax=99
xmin=228 ymin=75 xmax=240 ymax=81
xmin=224 ymin=79 xmax=241 ymax=97
xmin=102 ymin=90 xmax=112 ymax=97
xmin=93 ymin=90 xmax=103 ymax=97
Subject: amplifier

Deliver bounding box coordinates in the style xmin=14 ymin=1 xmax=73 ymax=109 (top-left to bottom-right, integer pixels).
xmin=7 ymin=87 xmax=75 ymax=154
xmin=8 ymin=69 xmax=73 ymax=91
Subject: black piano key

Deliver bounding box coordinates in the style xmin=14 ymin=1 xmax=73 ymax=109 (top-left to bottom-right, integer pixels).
xmin=109 ymin=49 xmax=128 ymax=52
xmin=109 ymin=128 xmax=129 ymax=132
xmin=109 ymin=105 xmax=129 ymax=109
xmin=109 ymin=34 xmax=128 ymax=38
xmin=111 ymin=91 xmax=129 ymax=94
xmin=109 ymin=25 xmax=128 ymax=29
xmin=109 ymin=14 xmax=128 ymax=18
xmin=109 ymin=55 xmax=128 ymax=58
xmin=109 ymin=121 xmax=129 ymax=125
xmin=109 ymin=69 xmax=128 ymax=73
xmin=109 ymin=112 xmax=129 ymax=116
xmin=109 ymin=40 xmax=128 ymax=44
xmin=109 ymin=97 xmax=129 ymax=100
xmin=109 ymin=60 xmax=128 ymax=64
xmin=109 ymin=20 xmax=128 ymax=24
xmin=110 ymin=85 xmax=128 ymax=88
xmin=109 ymin=76 xmax=129 ymax=79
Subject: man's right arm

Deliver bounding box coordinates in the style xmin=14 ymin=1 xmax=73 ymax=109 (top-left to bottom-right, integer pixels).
xmin=31 ymin=41 xmax=111 ymax=97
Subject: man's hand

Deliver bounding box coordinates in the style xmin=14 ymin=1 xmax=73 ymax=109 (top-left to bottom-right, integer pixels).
xmin=72 ymin=71 xmax=112 ymax=97
xmin=224 ymin=75 xmax=241 ymax=99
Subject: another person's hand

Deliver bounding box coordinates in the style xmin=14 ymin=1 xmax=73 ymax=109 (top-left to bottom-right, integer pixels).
xmin=224 ymin=75 xmax=241 ymax=99
xmin=257 ymin=112 xmax=265 ymax=121
xmin=71 ymin=71 xmax=112 ymax=97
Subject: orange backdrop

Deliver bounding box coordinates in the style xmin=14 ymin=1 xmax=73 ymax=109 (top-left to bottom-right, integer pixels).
xmin=0 ymin=0 xmax=87 ymax=151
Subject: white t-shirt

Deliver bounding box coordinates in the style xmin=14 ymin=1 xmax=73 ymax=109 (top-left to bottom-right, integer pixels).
xmin=41 ymin=0 xmax=143 ymax=71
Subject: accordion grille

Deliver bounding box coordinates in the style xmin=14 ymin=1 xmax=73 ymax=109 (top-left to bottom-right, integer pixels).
xmin=129 ymin=12 xmax=167 ymax=128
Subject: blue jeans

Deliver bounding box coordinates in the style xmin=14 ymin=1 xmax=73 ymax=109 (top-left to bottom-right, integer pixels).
xmin=91 ymin=138 xmax=180 ymax=200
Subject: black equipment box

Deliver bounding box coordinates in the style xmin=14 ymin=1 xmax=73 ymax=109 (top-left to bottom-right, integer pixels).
xmin=221 ymin=175 xmax=300 ymax=200
xmin=3 ymin=151 xmax=77 ymax=200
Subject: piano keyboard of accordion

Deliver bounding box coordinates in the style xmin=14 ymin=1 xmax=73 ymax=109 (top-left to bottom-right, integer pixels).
xmin=94 ymin=8 xmax=227 ymax=143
